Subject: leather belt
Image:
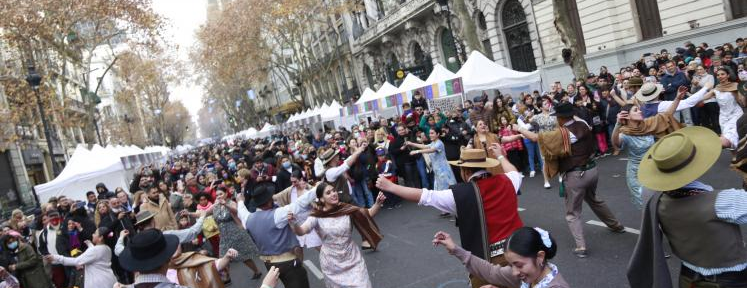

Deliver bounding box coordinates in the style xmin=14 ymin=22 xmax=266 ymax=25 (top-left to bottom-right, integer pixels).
xmin=680 ymin=264 xmax=747 ymax=283
xmin=259 ymin=251 xmax=296 ymax=263
xmin=489 ymin=238 xmax=508 ymax=258
xmin=568 ymin=161 xmax=597 ymax=172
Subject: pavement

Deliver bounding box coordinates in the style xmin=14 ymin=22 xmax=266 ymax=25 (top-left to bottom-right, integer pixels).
xmin=229 ymin=150 xmax=746 ymax=288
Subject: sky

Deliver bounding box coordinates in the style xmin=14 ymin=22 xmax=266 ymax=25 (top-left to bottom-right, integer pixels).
xmin=152 ymin=0 xmax=207 ymax=124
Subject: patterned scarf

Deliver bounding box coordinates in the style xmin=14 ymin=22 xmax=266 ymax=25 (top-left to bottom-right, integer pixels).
xmin=311 ymin=203 xmax=383 ymax=250
xmin=520 ymin=263 xmax=559 ymax=288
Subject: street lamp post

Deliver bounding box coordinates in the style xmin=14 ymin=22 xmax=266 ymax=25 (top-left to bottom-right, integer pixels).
xmin=435 ymin=0 xmax=462 ymax=67
xmin=93 ymin=108 xmax=103 ymax=145
xmin=26 ymin=63 xmax=60 ymax=177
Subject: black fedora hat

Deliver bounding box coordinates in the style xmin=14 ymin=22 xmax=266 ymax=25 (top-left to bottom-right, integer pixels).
xmin=247 ymin=182 xmax=276 ymax=212
xmin=119 ymin=229 xmax=179 ymax=272
xmin=551 ymin=102 xmax=575 ymax=117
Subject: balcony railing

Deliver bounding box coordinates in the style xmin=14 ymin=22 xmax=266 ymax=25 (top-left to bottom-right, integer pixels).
xmin=64 ymin=97 xmax=87 ymax=114
xmin=354 ymin=0 xmax=432 ymax=48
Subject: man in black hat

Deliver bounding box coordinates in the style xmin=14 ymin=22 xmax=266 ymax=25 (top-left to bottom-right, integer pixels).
xmin=468 ymin=95 xmax=493 ymax=132
xmin=237 ymin=183 xmax=316 ymax=288
xmin=114 ymin=210 xmax=207 ymax=257
xmin=119 ymin=229 xmax=190 ymax=288
xmin=514 ymin=102 xmax=625 ymax=258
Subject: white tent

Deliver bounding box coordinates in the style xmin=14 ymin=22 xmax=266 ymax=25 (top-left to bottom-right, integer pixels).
xmin=425 ymin=64 xmax=458 ymax=84
xmin=321 ymin=100 xmax=343 ymax=119
xmin=374 ymin=82 xmax=398 ymax=101
xmin=456 ymin=51 xmax=541 ymax=93
xmin=396 ymin=74 xmax=427 ymax=103
xmin=35 ymin=145 xmax=132 ymax=203
xmin=355 ymin=88 xmax=378 ymax=105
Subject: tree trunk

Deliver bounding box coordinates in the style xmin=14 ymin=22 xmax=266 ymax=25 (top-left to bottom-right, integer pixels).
xmin=552 ymin=0 xmax=588 ymax=81
xmin=452 ymin=0 xmax=485 ymax=57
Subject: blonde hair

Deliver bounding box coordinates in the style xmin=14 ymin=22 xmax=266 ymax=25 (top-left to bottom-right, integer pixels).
xmin=375 ymin=127 xmax=388 ymax=143
xmin=94 ymin=200 xmax=111 ymax=227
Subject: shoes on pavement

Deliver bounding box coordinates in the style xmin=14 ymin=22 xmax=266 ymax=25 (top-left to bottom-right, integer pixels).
xmin=439 ymin=212 xmax=451 ymax=218
xmin=573 ymin=248 xmax=587 ymax=258
xmin=613 ymin=150 xmax=620 ymax=156
xmin=251 ymin=272 xmax=262 ymax=280
xmin=610 ymin=226 xmax=626 ymax=233
xmin=544 ymin=182 xmax=551 ymax=189
xmin=529 ymin=171 xmax=536 ymax=178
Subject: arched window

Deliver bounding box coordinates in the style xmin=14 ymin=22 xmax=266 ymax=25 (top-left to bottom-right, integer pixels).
xmin=501 ymin=0 xmax=536 ymax=72
xmin=440 ymin=28 xmax=460 ymax=72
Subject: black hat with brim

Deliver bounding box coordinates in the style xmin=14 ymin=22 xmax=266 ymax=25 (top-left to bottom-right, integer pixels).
xmin=247 ymin=182 xmax=276 ymax=212
xmin=118 ymin=229 xmax=179 ymax=272
xmin=550 ymin=102 xmax=575 ymax=117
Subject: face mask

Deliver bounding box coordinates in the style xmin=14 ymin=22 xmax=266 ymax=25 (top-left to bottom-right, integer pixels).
xmin=7 ymin=241 xmax=18 ymax=250
xmin=50 ymin=219 xmax=61 ymax=227
xmin=301 ymin=154 xmax=308 ymax=160
xmin=111 ymin=207 xmax=122 ymax=214
xmin=282 ymin=162 xmax=291 ymax=169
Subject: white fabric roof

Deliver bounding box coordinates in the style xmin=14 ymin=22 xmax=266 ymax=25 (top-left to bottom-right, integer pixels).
xmin=456 ymin=51 xmax=541 ymax=93
xmin=397 ymin=74 xmax=427 ymax=93
xmin=372 ymin=82 xmax=398 ymax=100
xmin=355 ymin=88 xmax=378 ymax=104
xmin=259 ymin=122 xmax=274 ymax=132
xmin=425 ymin=64 xmax=457 ymax=84
xmin=321 ymin=100 xmax=343 ymax=119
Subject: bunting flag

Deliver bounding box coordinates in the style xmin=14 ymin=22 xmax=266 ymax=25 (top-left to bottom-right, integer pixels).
xmin=424 ymin=85 xmax=434 ymax=100
xmin=453 ymin=78 xmax=463 ymax=94
xmin=364 ymin=101 xmax=372 ymax=112
xmin=340 ymin=108 xmax=344 ymax=117
xmin=438 ymin=82 xmax=447 ymax=98
xmin=397 ymin=93 xmax=405 ymax=105
xmin=372 ymin=99 xmax=379 ymax=111
xmin=385 ymin=95 xmax=395 ymax=107
xmin=352 ymin=104 xmax=359 ymax=114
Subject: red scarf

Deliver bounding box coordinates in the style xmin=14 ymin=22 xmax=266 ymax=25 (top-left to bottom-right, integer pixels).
xmin=311 ymin=203 xmax=383 ymax=250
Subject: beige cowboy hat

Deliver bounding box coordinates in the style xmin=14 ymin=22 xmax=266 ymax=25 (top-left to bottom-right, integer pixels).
xmin=634 ymin=82 xmax=664 ymax=102
xmin=448 ymin=149 xmax=500 ymax=168
xmin=638 ymin=126 xmax=721 ymax=191
xmin=319 ymin=148 xmax=340 ymax=166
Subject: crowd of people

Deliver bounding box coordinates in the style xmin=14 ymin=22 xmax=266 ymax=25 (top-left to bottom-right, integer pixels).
xmin=0 ymin=39 xmax=744 ymax=288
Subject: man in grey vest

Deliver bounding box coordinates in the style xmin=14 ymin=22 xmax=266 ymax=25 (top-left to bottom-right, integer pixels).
xmin=238 ymin=183 xmax=316 ymax=288
xmin=628 ymin=126 xmax=747 ymax=288
xmin=319 ymin=142 xmax=368 ymax=204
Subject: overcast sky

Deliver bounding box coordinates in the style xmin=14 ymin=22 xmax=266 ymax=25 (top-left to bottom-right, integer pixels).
xmin=152 ymin=0 xmax=207 ymax=124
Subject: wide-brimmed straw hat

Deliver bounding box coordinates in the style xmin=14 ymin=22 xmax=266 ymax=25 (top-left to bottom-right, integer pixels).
xmin=638 ymin=126 xmax=721 ymax=191
xmin=448 ymin=149 xmax=500 ymax=168
xmin=319 ymin=149 xmax=339 ymax=165
xmin=634 ymin=82 xmax=664 ymax=102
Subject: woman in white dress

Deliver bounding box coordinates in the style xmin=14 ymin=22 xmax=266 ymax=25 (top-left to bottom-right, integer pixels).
xmin=703 ymin=67 xmax=746 ymax=149
xmin=44 ymin=227 xmax=117 ymax=288
xmin=288 ymin=182 xmax=386 ymax=288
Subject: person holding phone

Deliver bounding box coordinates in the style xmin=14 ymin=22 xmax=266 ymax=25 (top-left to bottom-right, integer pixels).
xmin=45 ymin=227 xmax=117 ymax=288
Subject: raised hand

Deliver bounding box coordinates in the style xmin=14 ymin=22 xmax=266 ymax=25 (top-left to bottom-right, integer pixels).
xmin=120 ymin=230 xmax=129 ymax=238
xmin=225 ymin=248 xmax=238 ymax=260
xmin=704 ymin=81 xmax=714 ymax=90
xmin=617 ymin=111 xmax=629 ymax=123
xmin=262 ymin=266 xmax=281 ymax=288
xmin=287 ymin=211 xmax=296 ymax=223
xmin=489 ymin=143 xmax=505 ymax=158
xmin=432 ymin=231 xmax=457 ymax=253
xmin=375 ymin=175 xmax=395 ymax=192
xmin=375 ymin=192 xmax=386 ymax=204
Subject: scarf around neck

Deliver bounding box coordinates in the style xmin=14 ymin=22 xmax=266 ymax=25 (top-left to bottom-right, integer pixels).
xmin=619 ymin=113 xmax=683 ymax=138
xmin=715 ymin=82 xmax=737 ymax=92
xmin=311 ymin=203 xmax=383 ymax=250
xmin=520 ymin=263 xmax=559 ymax=288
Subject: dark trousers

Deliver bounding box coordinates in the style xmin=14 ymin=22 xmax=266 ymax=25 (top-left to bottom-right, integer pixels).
xmin=679 ymin=265 xmax=747 ymax=288
xmin=50 ymin=264 xmax=66 ymax=288
xmin=264 ymin=259 xmax=310 ymax=288
xmin=698 ymin=102 xmax=721 ymax=134
xmin=403 ymin=162 xmax=420 ymax=189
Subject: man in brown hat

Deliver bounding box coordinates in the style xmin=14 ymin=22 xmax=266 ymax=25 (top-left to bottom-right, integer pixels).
xmin=628 ymin=126 xmax=747 ymax=288
xmin=514 ymin=102 xmax=625 ymax=258
xmin=631 ymin=81 xmax=713 ymax=120
xmin=376 ymin=145 xmax=523 ymax=288
xmin=319 ymin=142 xmax=368 ymax=204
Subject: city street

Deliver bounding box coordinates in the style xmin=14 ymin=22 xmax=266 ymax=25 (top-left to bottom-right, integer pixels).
xmin=229 ymin=150 xmax=746 ymax=288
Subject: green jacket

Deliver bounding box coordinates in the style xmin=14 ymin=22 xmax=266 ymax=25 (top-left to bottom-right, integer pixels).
xmin=419 ymin=112 xmax=447 ymax=135
xmin=14 ymin=243 xmax=52 ymax=288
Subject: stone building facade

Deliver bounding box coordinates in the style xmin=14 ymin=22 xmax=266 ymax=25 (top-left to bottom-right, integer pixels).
xmin=344 ymin=0 xmax=746 ymax=91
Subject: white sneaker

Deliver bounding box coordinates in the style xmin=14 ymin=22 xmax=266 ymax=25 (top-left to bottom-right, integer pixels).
xmin=529 ymin=171 xmax=536 ymax=178
xmin=544 ymin=182 xmax=551 ymax=189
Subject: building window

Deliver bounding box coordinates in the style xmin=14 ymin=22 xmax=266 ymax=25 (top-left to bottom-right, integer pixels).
xmin=634 ymin=0 xmax=663 ymax=40
xmin=364 ymin=65 xmax=375 ymax=89
xmin=501 ymin=0 xmax=536 ymax=72
xmin=730 ymin=0 xmax=747 ymax=19
xmin=440 ymin=28 xmax=460 ymax=72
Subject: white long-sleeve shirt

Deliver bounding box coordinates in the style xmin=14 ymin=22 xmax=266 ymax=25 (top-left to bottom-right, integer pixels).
xmin=654 ymin=86 xmax=710 ymax=113
xmin=52 ymin=245 xmax=117 ymax=288
xmin=237 ymin=185 xmax=317 ymax=229
xmin=114 ymin=216 xmax=205 ymax=256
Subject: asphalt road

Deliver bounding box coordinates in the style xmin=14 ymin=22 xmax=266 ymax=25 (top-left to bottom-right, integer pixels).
xmin=230 ymin=150 xmax=745 ymax=288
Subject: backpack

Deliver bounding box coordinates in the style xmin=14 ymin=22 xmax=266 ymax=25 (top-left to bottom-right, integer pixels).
xmin=171 ymin=252 xmax=224 ymax=288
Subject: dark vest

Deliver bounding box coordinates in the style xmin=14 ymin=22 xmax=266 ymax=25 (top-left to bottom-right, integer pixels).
xmin=451 ymin=174 xmax=523 ymax=260
xmin=642 ymin=102 xmax=660 ymax=118
xmin=658 ymin=191 xmax=747 ymax=268
xmin=245 ymin=209 xmax=299 ymax=256
xmin=558 ymin=121 xmax=595 ymax=173
xmin=326 ymin=169 xmax=353 ymax=204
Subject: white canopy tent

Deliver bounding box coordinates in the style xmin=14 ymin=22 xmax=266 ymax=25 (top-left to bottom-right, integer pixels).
xmin=34 ymin=144 xmax=156 ymax=203
xmin=456 ymin=51 xmax=541 ymax=93
xmin=396 ymin=74 xmax=427 ymax=103
xmin=425 ymin=64 xmax=458 ymax=84
xmin=354 ymin=88 xmax=378 ymax=105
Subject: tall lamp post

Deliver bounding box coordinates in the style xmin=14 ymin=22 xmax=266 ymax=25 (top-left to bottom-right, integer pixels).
xmin=435 ymin=0 xmax=462 ymax=67
xmin=26 ymin=63 xmax=60 ymax=177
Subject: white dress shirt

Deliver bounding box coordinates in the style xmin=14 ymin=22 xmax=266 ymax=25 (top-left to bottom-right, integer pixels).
xmin=237 ymin=185 xmax=317 ymax=229
xmin=654 ymin=85 xmax=709 ymax=113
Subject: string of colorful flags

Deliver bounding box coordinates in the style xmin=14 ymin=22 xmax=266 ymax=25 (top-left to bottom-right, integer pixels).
xmin=339 ymin=77 xmax=464 ymax=116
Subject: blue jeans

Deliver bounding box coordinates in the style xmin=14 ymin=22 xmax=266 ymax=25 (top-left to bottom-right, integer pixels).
xmin=416 ymin=157 xmax=431 ymax=189
xmin=523 ymin=139 xmax=542 ymax=172
xmin=352 ymin=178 xmax=374 ymax=208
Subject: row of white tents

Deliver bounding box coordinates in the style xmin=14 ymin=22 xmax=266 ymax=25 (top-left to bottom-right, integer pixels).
xmin=34 ymin=144 xmax=172 ymax=203
xmin=355 ymin=50 xmax=541 ymax=107
xmin=221 ymin=122 xmax=278 ymax=142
